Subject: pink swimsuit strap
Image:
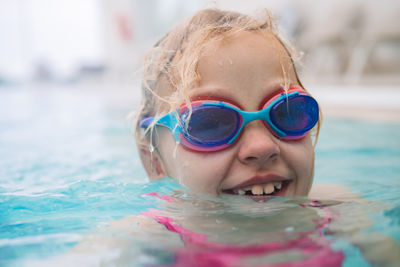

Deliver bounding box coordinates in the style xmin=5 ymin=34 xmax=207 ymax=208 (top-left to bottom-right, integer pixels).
xmin=140 ymin=194 xmax=344 ymax=267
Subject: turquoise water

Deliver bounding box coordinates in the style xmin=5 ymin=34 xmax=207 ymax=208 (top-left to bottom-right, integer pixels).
xmin=0 ymin=88 xmax=399 ymax=266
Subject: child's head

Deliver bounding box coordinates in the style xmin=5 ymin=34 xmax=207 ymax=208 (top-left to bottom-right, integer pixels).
xmin=135 ymin=9 xmax=320 ymax=199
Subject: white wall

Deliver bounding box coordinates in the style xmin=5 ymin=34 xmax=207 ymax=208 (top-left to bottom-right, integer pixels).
xmin=0 ymin=0 xmax=103 ymax=81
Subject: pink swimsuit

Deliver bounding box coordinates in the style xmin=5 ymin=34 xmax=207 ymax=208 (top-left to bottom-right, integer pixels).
xmin=141 ymin=193 xmax=345 ymax=267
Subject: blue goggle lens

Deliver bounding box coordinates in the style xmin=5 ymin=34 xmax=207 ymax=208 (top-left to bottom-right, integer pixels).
xmin=270 ymin=95 xmax=319 ymax=135
xmin=182 ymin=106 xmax=240 ymax=145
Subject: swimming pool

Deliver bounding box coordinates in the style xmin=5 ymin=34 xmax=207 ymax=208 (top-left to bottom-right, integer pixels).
xmin=1 ymin=87 xmax=399 ymax=266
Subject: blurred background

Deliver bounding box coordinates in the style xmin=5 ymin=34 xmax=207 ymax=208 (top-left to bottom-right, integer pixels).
xmin=1 ymin=0 xmax=399 ymax=118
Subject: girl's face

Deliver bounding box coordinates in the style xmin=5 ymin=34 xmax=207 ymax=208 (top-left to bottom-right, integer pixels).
xmin=152 ymin=31 xmax=315 ymax=199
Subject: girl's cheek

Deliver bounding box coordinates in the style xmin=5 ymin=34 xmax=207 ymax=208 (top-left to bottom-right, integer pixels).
xmin=177 ymin=149 xmax=234 ymax=183
xmin=281 ymin=138 xmax=314 ymax=174
xmin=178 ymin=150 xmax=227 ymax=175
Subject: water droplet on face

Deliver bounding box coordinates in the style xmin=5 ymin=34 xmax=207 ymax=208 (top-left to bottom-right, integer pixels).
xmin=285 ymin=226 xmax=295 ymax=232
xmin=172 ymin=141 xmax=179 ymax=158
xmin=149 ymin=144 xmax=154 ymax=152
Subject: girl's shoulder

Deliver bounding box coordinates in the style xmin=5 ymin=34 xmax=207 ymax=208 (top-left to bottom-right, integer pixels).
xmin=309 ymin=183 xmax=361 ymax=201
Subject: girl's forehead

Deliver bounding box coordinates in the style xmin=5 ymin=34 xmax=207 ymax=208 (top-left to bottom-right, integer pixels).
xmin=154 ymin=31 xmax=297 ymax=111
xmin=189 ymin=32 xmax=296 ymax=106
xmin=197 ymin=32 xmax=293 ymax=79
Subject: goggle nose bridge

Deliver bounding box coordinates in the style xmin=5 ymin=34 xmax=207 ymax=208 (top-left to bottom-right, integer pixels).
xmin=240 ymin=108 xmax=270 ymax=125
xmin=227 ymin=107 xmax=286 ymax=145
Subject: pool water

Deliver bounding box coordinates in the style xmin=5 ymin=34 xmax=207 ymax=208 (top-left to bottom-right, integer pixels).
xmin=0 ymin=87 xmax=399 ymax=266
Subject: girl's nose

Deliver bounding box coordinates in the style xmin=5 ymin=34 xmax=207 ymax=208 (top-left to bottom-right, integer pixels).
xmin=237 ymin=121 xmax=280 ymax=166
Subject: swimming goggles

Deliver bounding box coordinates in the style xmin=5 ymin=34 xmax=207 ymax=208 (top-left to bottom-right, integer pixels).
xmin=140 ymin=88 xmax=319 ymax=152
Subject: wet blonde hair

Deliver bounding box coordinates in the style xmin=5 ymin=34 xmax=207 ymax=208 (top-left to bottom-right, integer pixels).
xmin=135 ymin=8 xmax=321 ymax=149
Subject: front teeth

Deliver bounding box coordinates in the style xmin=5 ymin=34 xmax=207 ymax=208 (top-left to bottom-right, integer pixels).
xmin=251 ymin=185 xmax=263 ymax=195
xmin=233 ymin=181 xmax=283 ymax=195
xmin=263 ymin=183 xmax=274 ymax=194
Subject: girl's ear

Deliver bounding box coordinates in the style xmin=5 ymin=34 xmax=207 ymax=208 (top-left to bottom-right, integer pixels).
xmin=138 ymin=143 xmax=166 ymax=180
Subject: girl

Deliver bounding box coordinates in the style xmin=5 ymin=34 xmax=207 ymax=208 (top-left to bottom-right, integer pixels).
xmin=130 ymin=8 xmax=347 ymax=266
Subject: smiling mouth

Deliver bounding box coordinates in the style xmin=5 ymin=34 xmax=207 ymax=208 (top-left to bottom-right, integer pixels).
xmin=222 ymin=181 xmax=290 ymax=201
